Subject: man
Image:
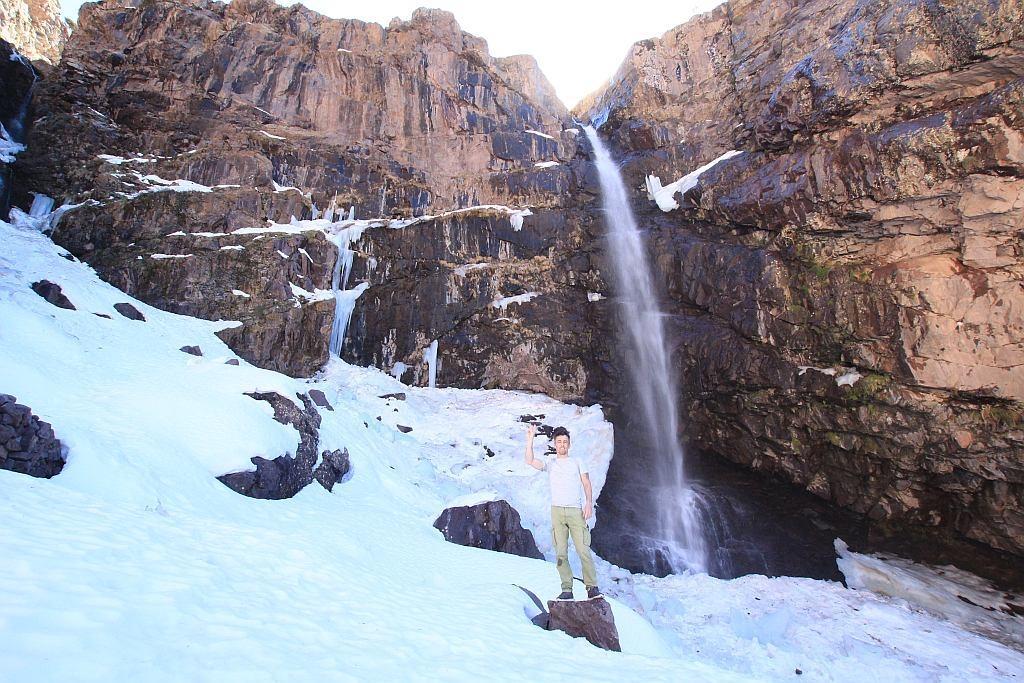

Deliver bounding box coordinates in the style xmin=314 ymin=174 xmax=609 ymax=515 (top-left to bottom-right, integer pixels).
xmin=525 ymin=423 xmax=601 ymax=600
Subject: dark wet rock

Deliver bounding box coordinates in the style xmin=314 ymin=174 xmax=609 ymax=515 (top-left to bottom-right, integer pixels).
xmin=30 ymin=280 xmax=75 ymax=310
xmin=308 ymin=389 xmax=333 ymax=411
xmin=545 ymin=597 xmax=620 ymax=651
xmin=433 ymin=499 xmax=544 ymax=560
xmin=179 ymin=345 xmax=202 ymax=356
xmin=0 ymin=394 xmax=65 ymax=478
xmin=93 ymin=312 xmax=111 ymax=319
xmin=379 ymin=392 xmax=406 ymax=401
xmin=113 ymin=302 xmax=145 ymax=321
xmin=225 ymin=359 xmax=240 ymax=365
xmin=396 ymin=424 xmax=413 ymax=433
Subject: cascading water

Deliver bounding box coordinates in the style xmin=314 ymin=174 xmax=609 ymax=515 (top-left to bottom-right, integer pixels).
xmin=583 ymin=125 xmax=711 ymax=574
xmin=1 ymin=51 xmax=38 ymax=220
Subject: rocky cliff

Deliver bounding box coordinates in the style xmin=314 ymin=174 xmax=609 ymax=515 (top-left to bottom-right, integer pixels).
xmin=578 ymin=0 xmax=1024 ymax=557
xmin=11 ymin=0 xmax=1022 ymax=565
xmin=16 ymin=0 xmax=612 ymax=398
xmin=0 ymin=0 xmax=68 ymax=64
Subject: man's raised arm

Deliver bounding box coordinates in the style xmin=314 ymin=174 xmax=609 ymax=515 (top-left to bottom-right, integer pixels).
xmin=524 ymin=424 xmax=545 ymax=470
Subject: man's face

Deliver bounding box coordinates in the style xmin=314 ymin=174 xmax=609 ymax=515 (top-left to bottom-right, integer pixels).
xmin=554 ymin=435 xmax=570 ymax=456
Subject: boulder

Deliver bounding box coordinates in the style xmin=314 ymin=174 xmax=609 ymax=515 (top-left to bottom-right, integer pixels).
xmin=0 ymin=394 xmax=65 ymax=478
xmin=113 ymin=302 xmax=145 ymax=321
xmin=179 ymin=345 xmax=202 ymax=356
xmin=30 ymin=280 xmax=75 ymax=310
xmin=433 ymin=499 xmax=544 ymax=560
xmin=313 ymin=447 xmax=350 ymax=492
xmin=546 ymin=597 xmax=621 ymax=652
xmin=308 ymin=389 xmax=333 ymax=411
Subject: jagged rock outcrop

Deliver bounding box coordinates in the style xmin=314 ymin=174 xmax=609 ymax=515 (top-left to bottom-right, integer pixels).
xmin=18 ymin=0 xmax=611 ymax=398
xmin=0 ymin=0 xmax=69 ymax=65
xmin=218 ymin=390 xmax=348 ymax=498
xmin=578 ymin=0 xmax=1024 ymax=557
xmin=433 ymin=499 xmax=544 ymax=559
xmin=0 ymin=394 xmax=66 ymax=478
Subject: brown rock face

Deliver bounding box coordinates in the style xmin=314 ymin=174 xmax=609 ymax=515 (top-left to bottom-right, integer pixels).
xmin=18 ymin=0 xmax=610 ymax=399
xmin=0 ymin=0 xmax=68 ymax=64
xmin=578 ymin=0 xmax=1024 ymax=557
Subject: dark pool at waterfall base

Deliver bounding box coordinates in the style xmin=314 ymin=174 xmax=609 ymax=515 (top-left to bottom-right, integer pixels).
xmin=592 ymin=428 xmax=1024 ymax=593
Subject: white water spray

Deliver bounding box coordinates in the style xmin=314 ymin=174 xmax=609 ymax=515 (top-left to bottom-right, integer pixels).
xmin=583 ymin=125 xmax=709 ymax=574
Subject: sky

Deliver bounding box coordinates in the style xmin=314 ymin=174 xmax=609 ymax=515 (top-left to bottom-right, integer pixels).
xmin=59 ymin=0 xmax=725 ymax=108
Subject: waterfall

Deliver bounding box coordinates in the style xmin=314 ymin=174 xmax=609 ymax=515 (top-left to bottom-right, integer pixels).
xmin=583 ymin=125 xmax=710 ymax=574
xmin=1 ymin=51 xmax=38 ymax=220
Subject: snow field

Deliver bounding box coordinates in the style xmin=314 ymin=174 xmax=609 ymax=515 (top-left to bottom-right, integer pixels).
xmin=0 ymin=214 xmax=1022 ymax=681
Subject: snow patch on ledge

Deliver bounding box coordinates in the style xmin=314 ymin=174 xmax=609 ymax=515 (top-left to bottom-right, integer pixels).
xmin=150 ymin=253 xmax=193 ymax=260
xmin=491 ymin=292 xmax=540 ymax=310
xmin=289 ymin=282 xmax=335 ymax=306
xmin=645 ymin=150 xmax=744 ymax=212
xmin=798 ymin=365 xmax=863 ymax=387
xmin=524 ymin=129 xmax=555 ymax=140
xmin=533 ymin=161 xmax=559 ymax=168
xmin=453 ymin=262 xmax=491 ymax=277
xmin=442 ymin=490 xmax=502 ymax=509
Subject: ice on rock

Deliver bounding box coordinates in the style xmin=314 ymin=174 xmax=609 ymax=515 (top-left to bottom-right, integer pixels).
xmin=509 ymin=209 xmax=532 ymax=231
xmin=424 ymin=339 xmax=439 ymax=389
xmin=645 ymin=150 xmax=744 ymax=212
xmin=0 ymin=122 xmax=26 ymax=163
xmin=836 ymin=539 xmax=1024 ymax=649
xmin=491 ymin=292 xmax=540 ymax=310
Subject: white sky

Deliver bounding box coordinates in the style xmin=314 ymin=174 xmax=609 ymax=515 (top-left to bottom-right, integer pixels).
xmin=60 ymin=1 xmax=724 ymax=108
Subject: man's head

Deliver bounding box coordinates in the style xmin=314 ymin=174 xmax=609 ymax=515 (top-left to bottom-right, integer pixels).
xmin=552 ymin=426 xmax=571 ymax=457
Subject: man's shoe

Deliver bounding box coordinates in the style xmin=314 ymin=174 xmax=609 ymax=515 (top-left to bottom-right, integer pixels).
xmin=586 ymin=586 xmax=602 ymax=599
xmin=555 ymin=590 xmax=573 ymax=600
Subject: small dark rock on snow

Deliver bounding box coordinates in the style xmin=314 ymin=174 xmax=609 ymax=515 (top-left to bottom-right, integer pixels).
xmin=308 ymin=389 xmax=333 ymax=411
xmin=113 ymin=302 xmax=146 ymax=321
xmin=30 ymin=280 xmax=76 ymax=310
xmin=179 ymin=345 xmax=202 ymax=356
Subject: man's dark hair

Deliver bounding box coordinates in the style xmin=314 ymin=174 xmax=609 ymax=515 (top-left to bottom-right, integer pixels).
xmin=551 ymin=426 xmax=571 ymax=441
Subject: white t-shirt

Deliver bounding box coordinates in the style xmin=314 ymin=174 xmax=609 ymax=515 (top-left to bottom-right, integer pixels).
xmin=543 ymin=455 xmax=588 ymax=508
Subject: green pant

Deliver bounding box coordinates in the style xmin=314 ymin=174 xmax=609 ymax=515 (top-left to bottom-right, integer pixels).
xmin=551 ymin=505 xmax=597 ymax=591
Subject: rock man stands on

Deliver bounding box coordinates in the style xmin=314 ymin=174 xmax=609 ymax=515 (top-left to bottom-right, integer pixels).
xmin=524 ymin=423 xmax=601 ymax=600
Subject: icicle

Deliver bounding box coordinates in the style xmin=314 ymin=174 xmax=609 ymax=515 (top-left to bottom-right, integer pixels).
xmin=29 ymin=193 xmax=54 ymax=217
xmin=326 ymin=223 xmax=371 ymax=356
xmin=423 ymin=340 xmax=439 ymax=388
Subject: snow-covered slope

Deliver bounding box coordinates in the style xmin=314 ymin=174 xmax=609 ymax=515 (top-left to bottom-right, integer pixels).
xmin=1 ymin=213 xmax=1022 ymax=681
